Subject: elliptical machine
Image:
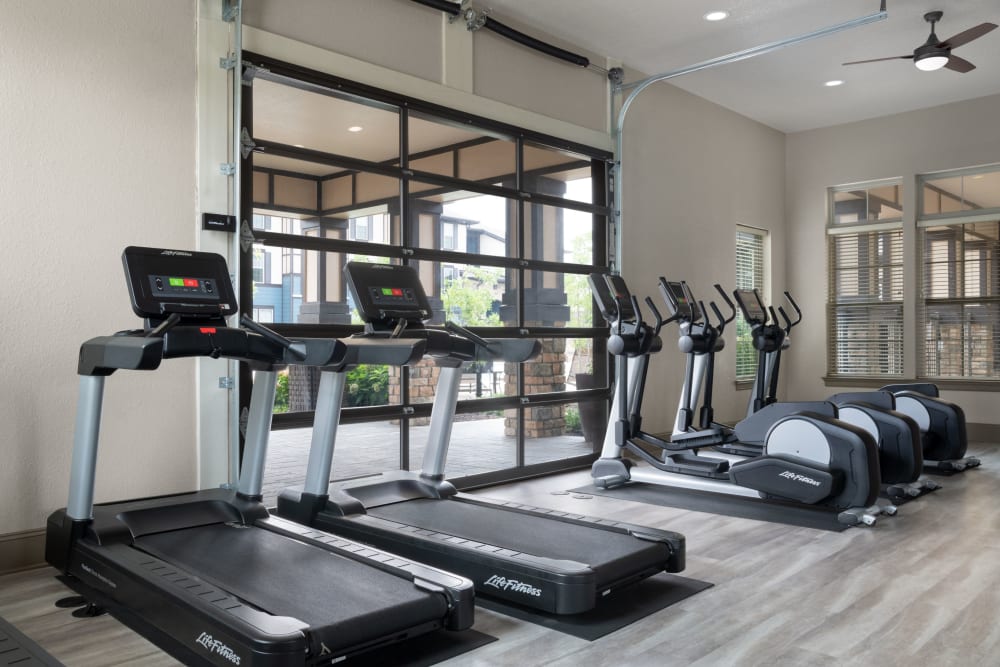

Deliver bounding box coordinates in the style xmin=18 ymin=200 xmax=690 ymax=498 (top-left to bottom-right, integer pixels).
xmin=589 ymin=273 xmax=889 ymax=527
xmin=880 ymin=383 xmax=980 ymax=473
xmin=695 ymin=287 xmax=935 ymax=502
xmin=735 ymin=288 xmax=976 ymax=475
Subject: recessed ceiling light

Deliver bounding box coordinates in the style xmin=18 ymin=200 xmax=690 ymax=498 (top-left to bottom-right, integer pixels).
xmin=704 ymin=10 xmax=729 ymax=21
xmin=293 ymin=144 xmax=305 ymax=148
xmin=347 ymin=126 xmax=364 ymax=133
xmin=825 ymin=80 xmax=844 ymax=87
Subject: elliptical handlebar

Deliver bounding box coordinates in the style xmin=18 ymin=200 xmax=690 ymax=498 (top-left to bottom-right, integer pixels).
xmin=630 ymin=295 xmax=643 ymax=328
xmin=777 ymin=306 xmax=793 ymax=333
xmin=711 ymin=284 xmax=738 ymax=333
xmin=680 ymin=281 xmax=701 ymax=324
xmin=752 ymin=289 xmax=770 ymax=325
xmin=708 ymin=301 xmax=727 ymax=332
xmin=644 ymin=296 xmax=665 ymax=334
xmin=783 ymin=291 xmax=803 ymax=330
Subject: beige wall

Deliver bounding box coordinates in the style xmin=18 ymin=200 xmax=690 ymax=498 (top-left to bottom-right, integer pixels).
xmin=620 ymin=82 xmax=786 ymax=432
xmin=242 ymin=0 xmax=610 ymax=135
xmin=242 ymin=0 xmax=443 ymax=82
xmin=785 ymin=93 xmax=1000 ymax=424
xmin=0 ymin=1 xmax=199 ymax=535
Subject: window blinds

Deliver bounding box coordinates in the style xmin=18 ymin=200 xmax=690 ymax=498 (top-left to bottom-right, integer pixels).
xmin=918 ymin=220 xmax=1000 ymax=378
xmin=735 ymin=228 xmax=765 ymax=380
xmin=827 ymin=228 xmax=904 ymax=376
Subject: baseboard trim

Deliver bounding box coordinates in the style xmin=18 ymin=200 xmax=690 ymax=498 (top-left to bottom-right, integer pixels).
xmin=967 ymin=423 xmax=1000 ymax=443
xmin=0 ymin=528 xmax=46 ymax=575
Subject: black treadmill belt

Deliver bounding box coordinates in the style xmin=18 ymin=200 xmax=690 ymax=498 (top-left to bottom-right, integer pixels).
xmin=570 ymin=484 xmax=850 ymax=532
xmin=136 ymin=524 xmax=447 ymax=645
xmin=369 ymin=498 xmax=667 ymax=574
xmin=0 ymin=615 xmax=64 ymax=666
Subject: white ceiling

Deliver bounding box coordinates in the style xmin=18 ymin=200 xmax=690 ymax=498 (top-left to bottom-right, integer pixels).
xmin=480 ymin=0 xmax=1000 ymax=133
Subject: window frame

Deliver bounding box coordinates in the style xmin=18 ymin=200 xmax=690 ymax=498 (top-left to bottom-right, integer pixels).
xmin=916 ymin=164 xmax=1000 ymax=383
xmin=734 ymin=225 xmax=768 ymax=383
xmin=236 ymin=52 xmax=613 ymax=487
xmin=825 ymin=180 xmax=905 ymax=380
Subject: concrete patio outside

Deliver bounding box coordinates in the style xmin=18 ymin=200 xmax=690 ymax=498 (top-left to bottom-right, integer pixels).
xmin=262 ymin=415 xmax=597 ymax=506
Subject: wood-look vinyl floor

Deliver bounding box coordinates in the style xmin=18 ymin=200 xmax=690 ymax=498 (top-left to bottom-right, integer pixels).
xmin=0 ymin=443 xmax=994 ymax=666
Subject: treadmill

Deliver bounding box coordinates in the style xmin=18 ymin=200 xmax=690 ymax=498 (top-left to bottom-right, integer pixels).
xmin=276 ymin=261 xmax=686 ymax=615
xmin=45 ymin=247 xmax=474 ymax=666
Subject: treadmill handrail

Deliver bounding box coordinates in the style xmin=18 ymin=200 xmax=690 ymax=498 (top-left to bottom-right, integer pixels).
xmin=77 ymin=327 xmax=346 ymax=376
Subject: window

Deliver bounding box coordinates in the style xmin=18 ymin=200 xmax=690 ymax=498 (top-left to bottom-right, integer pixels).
xmin=252 ymin=306 xmax=275 ymax=323
xmin=351 ymin=216 xmax=370 ymax=241
xmin=827 ymin=181 xmax=904 ymax=377
xmin=239 ymin=52 xmax=612 ymax=495
xmin=441 ymin=220 xmax=458 ymax=250
xmin=252 ymin=248 xmax=265 ymax=284
xmin=735 ymin=226 xmax=767 ymax=381
xmin=918 ymin=165 xmax=1000 ymax=379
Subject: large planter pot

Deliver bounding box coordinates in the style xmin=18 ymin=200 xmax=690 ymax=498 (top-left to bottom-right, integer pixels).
xmin=574 ymin=373 xmax=607 ymax=446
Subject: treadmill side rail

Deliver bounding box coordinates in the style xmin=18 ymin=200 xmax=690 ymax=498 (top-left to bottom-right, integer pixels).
xmin=455 ymin=492 xmax=686 ymax=572
xmin=66 ymin=538 xmax=311 ymax=667
xmin=261 ymin=515 xmax=475 ymax=631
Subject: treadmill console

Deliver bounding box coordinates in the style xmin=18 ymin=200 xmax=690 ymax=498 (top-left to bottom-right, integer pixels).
xmin=659 ymin=281 xmax=701 ymax=322
xmin=122 ymin=246 xmax=236 ymax=319
xmin=734 ymin=289 xmax=767 ymax=324
xmin=344 ymin=262 xmax=433 ymax=324
xmin=588 ymin=273 xmax=636 ymax=323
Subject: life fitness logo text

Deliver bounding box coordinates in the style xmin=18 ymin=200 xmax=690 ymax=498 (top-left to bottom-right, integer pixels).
xmin=195 ymin=633 xmax=241 ymax=665
xmin=779 ymin=470 xmax=821 ymax=487
xmin=484 ymin=575 xmax=542 ymax=597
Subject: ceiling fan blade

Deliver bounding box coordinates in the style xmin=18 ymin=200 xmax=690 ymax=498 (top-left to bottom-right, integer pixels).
xmin=944 ymin=54 xmax=976 ymax=73
xmin=842 ymin=55 xmax=913 ymax=66
xmin=939 ymin=22 xmax=998 ymax=49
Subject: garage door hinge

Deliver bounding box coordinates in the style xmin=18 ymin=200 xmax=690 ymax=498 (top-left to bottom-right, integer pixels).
xmin=240 ymin=128 xmax=256 ymax=158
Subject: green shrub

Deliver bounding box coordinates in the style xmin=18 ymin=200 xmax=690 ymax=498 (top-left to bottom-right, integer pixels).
xmin=564 ymin=406 xmax=582 ymax=434
xmin=274 ymin=372 xmax=289 ymax=413
xmin=346 ymin=364 xmax=390 ymax=407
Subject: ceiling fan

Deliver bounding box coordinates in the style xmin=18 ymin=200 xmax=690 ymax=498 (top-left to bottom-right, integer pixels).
xmin=843 ymin=10 xmax=997 ymax=73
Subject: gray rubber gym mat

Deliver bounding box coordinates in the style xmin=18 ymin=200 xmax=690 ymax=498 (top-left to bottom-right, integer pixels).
xmin=569 ymin=484 xmax=852 ymax=531
xmin=340 ymin=628 xmax=496 ymax=666
xmin=0 ymin=614 xmax=64 ymax=666
xmin=477 ymin=572 xmax=712 ymax=641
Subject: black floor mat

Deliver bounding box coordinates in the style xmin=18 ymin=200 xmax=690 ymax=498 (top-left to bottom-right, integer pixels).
xmin=342 ymin=629 xmax=496 ymax=666
xmin=477 ymin=572 xmax=712 ymax=641
xmin=0 ymin=614 xmax=64 ymax=666
xmin=569 ymin=483 xmax=852 ymax=532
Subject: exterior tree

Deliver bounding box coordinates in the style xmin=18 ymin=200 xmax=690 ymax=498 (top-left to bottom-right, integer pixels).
xmin=441 ymin=265 xmax=502 ymax=326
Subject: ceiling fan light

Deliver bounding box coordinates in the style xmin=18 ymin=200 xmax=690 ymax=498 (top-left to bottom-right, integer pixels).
xmin=914 ymin=53 xmax=949 ymax=71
